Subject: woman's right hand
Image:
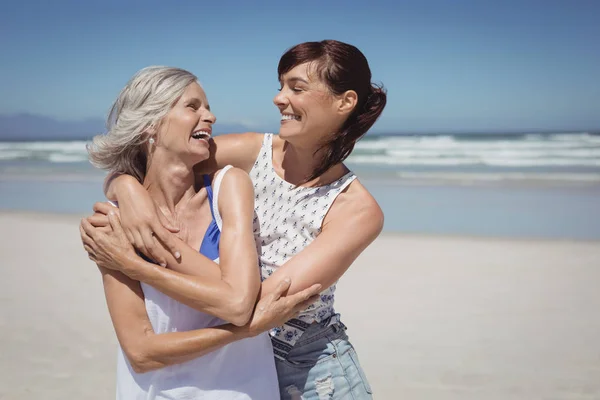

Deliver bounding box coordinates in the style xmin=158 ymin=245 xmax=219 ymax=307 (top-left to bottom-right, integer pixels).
xmin=248 ymin=278 xmax=321 ymax=336
xmin=101 ymin=175 xmax=182 ymax=264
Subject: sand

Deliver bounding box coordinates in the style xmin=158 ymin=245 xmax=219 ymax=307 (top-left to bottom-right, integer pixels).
xmin=1 ymin=211 xmax=600 ymax=399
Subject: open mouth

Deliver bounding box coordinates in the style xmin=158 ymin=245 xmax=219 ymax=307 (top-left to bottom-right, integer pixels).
xmin=191 ymin=130 xmax=211 ymax=140
xmin=281 ymin=113 xmax=301 ymax=122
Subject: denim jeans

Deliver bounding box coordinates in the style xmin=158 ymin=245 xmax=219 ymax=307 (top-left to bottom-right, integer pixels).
xmin=275 ymin=318 xmax=373 ymax=399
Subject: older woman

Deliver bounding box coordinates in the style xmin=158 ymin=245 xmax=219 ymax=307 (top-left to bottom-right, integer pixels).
xmin=87 ymin=40 xmax=386 ymax=399
xmin=80 ymin=66 xmax=320 ymax=399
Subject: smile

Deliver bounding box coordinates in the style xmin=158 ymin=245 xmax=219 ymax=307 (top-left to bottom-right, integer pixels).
xmin=281 ymin=114 xmax=301 ymax=121
xmin=191 ymin=130 xmax=211 ymax=140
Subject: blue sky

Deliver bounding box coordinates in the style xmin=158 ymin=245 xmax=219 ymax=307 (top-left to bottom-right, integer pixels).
xmin=1 ymin=0 xmax=599 ymax=134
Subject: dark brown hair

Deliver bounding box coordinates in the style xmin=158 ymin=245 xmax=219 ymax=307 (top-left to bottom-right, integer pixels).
xmin=278 ymin=40 xmax=387 ymax=182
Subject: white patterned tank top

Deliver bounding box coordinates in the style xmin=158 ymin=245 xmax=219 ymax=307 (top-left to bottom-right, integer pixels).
xmin=249 ymin=133 xmax=357 ymax=359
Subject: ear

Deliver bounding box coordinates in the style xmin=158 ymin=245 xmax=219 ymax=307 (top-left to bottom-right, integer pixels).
xmin=337 ymin=90 xmax=358 ymax=116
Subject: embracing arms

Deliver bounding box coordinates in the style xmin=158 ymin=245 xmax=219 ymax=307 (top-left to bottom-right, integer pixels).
xmin=85 ymin=168 xmax=260 ymax=325
xmin=82 ymin=213 xmax=320 ymax=373
xmin=98 ymin=133 xmax=384 ymax=302
xmin=98 ymin=264 xmax=315 ymax=373
xmin=103 ymin=133 xmax=264 ymax=266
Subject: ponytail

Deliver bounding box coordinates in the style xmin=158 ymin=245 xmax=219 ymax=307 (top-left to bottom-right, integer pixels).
xmin=307 ymin=84 xmax=387 ymax=182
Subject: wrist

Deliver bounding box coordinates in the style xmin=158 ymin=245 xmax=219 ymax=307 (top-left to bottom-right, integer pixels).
xmin=120 ymin=252 xmax=147 ymax=280
xmin=238 ymin=323 xmax=258 ymax=338
xmin=245 ymin=319 xmax=267 ymax=338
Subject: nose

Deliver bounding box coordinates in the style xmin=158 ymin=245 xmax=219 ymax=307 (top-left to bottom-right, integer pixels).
xmin=203 ymin=110 xmax=216 ymax=125
xmin=273 ymin=89 xmax=289 ymax=111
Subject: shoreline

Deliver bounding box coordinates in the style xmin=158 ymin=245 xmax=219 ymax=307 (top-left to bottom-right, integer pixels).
xmin=3 ymin=209 xmax=600 ymax=244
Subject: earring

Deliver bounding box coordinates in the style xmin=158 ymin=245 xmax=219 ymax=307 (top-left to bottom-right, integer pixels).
xmin=149 ymin=137 xmax=155 ymax=144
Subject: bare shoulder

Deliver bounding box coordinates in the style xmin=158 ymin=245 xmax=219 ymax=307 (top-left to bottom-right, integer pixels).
xmin=213 ymin=132 xmax=264 ymax=164
xmin=196 ymin=132 xmax=265 ymax=174
xmin=213 ymin=132 xmax=264 ymax=147
xmin=324 ymin=178 xmax=384 ymax=238
xmin=218 ymin=166 xmax=253 ymax=188
xmin=216 ymin=166 xmax=254 ymax=211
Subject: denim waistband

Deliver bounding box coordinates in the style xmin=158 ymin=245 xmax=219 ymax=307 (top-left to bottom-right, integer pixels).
xmin=293 ymin=314 xmax=347 ymax=347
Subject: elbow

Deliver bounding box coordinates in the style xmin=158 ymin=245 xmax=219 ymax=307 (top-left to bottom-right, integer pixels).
xmin=126 ymin=350 xmax=163 ymax=374
xmin=227 ymin=296 xmax=254 ymax=327
xmin=129 ymin=355 xmax=153 ymax=374
xmin=121 ymin=341 xmax=163 ymax=374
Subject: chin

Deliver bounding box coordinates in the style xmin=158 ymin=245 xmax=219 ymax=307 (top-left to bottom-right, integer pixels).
xmin=278 ymin=125 xmax=301 ymax=139
xmin=183 ymin=149 xmax=209 ymax=165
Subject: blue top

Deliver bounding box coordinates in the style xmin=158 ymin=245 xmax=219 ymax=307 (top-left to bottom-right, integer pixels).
xmin=199 ymin=174 xmax=220 ymax=261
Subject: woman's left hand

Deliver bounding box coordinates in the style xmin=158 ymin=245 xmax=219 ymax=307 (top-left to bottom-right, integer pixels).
xmin=80 ymin=211 xmax=137 ymax=273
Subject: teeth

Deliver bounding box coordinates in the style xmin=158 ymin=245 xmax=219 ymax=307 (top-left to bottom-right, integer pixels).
xmin=281 ymin=114 xmax=300 ymax=121
xmin=192 ymin=131 xmax=210 ymax=139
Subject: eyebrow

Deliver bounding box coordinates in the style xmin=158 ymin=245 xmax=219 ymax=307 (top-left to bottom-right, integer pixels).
xmin=283 ymin=76 xmax=309 ymax=85
xmin=187 ymin=97 xmax=210 ymax=111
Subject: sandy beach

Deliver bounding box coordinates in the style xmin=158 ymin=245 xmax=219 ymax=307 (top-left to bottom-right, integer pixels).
xmin=1 ymin=211 xmax=600 ymax=399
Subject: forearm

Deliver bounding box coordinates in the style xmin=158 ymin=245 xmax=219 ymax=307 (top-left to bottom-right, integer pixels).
xmin=162 ymin=237 xmax=221 ymax=279
xmin=131 ymin=323 xmax=253 ymax=373
xmin=121 ymin=254 xmax=253 ymax=326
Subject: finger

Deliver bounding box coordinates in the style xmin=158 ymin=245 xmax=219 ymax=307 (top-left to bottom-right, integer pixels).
xmin=288 ymin=283 xmax=322 ymax=304
xmin=80 ymin=225 xmax=96 ymax=251
xmin=157 ymin=209 xmax=180 ymax=233
xmin=132 ymin=230 xmax=149 ymax=258
xmin=143 ymin=230 xmax=166 ymax=267
xmin=83 ymin=244 xmax=96 ymax=257
xmin=271 ymin=278 xmax=292 ymax=301
xmin=93 ymin=202 xmax=114 ymax=215
xmin=80 ymin=218 xmax=98 ymax=239
xmin=87 ymin=214 xmax=110 ymax=228
xmin=80 ymin=224 xmax=96 ymax=248
xmin=152 ymin=224 xmax=181 ymax=260
xmin=124 ymin=229 xmax=135 ymax=246
xmin=107 ymin=211 xmax=125 ymax=235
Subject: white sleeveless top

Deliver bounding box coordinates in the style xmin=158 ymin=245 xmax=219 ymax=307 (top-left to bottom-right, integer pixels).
xmin=115 ymin=166 xmax=280 ymax=400
xmin=249 ymin=134 xmax=357 ymax=359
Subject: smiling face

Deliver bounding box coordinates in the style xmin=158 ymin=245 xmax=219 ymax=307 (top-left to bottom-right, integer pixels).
xmin=153 ymin=82 xmax=216 ymax=164
xmin=273 ymin=62 xmax=349 ymax=145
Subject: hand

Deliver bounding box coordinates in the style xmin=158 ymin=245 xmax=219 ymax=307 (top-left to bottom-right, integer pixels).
xmin=92 ymin=196 xmax=180 ymax=267
xmin=86 ymin=211 xmax=113 ymax=234
xmin=80 ymin=211 xmax=138 ymax=272
xmin=248 ymin=278 xmax=321 ymax=336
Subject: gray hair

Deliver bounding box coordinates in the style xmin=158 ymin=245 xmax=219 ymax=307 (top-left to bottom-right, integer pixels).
xmin=87 ymin=66 xmax=197 ymax=182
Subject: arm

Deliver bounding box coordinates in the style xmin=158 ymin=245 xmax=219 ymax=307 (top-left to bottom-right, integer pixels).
xmin=102 ymin=133 xmax=264 ymax=263
xmin=98 ymin=266 xmax=318 ymax=374
xmin=88 ymin=182 xmax=383 ymax=304
xmin=165 ymin=185 xmax=384 ymax=299
xmin=82 ymin=169 xmax=260 ymax=326
xmin=260 ymin=188 xmax=384 ymax=297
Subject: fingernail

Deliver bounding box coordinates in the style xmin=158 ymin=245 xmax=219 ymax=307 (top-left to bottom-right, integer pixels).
xmin=284 ymin=277 xmax=291 ymax=283
xmin=109 ymin=211 xmax=115 ymax=215
xmin=174 ymin=252 xmax=181 ymax=259
xmin=160 ymin=262 xmax=166 ymax=267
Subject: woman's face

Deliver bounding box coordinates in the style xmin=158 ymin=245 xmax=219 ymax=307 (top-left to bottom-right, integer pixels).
xmin=273 ymin=62 xmax=348 ymax=144
xmin=154 ymin=82 xmax=216 ymax=164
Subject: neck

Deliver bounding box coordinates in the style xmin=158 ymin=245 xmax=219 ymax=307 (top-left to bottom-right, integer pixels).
xmin=143 ymin=151 xmax=197 ymax=217
xmin=278 ymin=136 xmax=345 ymax=186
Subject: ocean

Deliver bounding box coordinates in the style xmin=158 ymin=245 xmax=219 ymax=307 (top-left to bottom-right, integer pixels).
xmin=1 ymin=132 xmax=599 ymax=239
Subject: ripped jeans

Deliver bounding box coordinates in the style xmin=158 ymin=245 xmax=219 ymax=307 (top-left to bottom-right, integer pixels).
xmin=275 ymin=319 xmax=373 ymax=400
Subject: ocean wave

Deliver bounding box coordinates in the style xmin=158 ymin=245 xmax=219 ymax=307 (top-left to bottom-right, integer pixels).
xmin=347 ymin=155 xmax=600 ymax=167
xmin=392 ymin=171 xmax=600 ymax=183
xmin=1 ymin=133 xmax=599 ymax=170
xmin=0 ymin=140 xmax=89 ymax=163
